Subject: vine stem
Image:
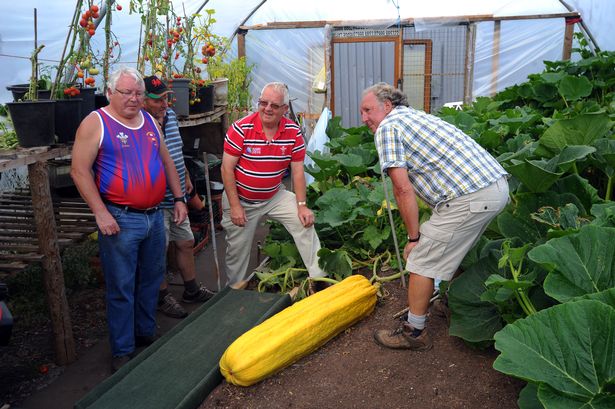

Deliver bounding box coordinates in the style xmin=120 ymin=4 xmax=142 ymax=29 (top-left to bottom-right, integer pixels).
xmin=605 ymin=175 xmax=613 ymax=202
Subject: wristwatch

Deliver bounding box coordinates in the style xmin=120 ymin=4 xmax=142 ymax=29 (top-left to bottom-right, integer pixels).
xmin=297 ymin=201 xmax=307 ymax=206
xmin=173 ymin=196 xmax=187 ymax=204
xmin=407 ymin=233 xmax=421 ymax=242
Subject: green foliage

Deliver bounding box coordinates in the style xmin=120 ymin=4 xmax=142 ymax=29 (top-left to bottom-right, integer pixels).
xmin=441 ymin=48 xmax=615 ymax=405
xmin=6 ymin=239 xmax=100 ymax=324
xmin=494 ymin=300 xmax=615 ymax=408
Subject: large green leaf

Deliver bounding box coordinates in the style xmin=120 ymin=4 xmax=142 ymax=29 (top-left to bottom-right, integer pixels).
xmin=574 ymin=287 xmax=615 ymax=309
xmin=493 ymin=300 xmax=615 ymax=408
xmin=505 ymin=159 xmax=564 ymax=193
xmin=528 ymin=225 xmax=615 ymax=303
xmin=518 ymin=383 xmax=544 ymax=409
xmin=539 ymin=114 xmax=610 ymax=153
xmin=317 ymin=248 xmax=352 ymax=281
xmin=557 ymin=75 xmax=593 ymax=101
xmin=553 ymin=175 xmax=603 ymax=215
xmin=314 ymin=188 xmax=362 ymax=227
xmin=497 ymin=210 xmax=545 ymax=243
xmin=448 ymin=256 xmax=504 ymax=342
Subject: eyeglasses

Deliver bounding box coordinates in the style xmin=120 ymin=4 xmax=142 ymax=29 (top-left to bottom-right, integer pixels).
xmin=115 ymin=89 xmax=145 ymax=99
xmin=258 ymin=100 xmax=286 ymax=110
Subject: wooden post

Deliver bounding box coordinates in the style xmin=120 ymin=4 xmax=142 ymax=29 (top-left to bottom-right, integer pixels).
xmin=237 ymin=29 xmax=246 ymax=59
xmin=463 ymin=23 xmax=477 ymax=106
xmin=490 ymin=20 xmax=501 ymax=97
xmin=562 ymin=18 xmax=574 ymax=60
xmin=28 ymin=160 xmax=76 ymax=365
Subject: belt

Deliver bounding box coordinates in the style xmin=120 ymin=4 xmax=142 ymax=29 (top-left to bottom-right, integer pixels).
xmin=240 ymin=198 xmax=264 ymax=205
xmin=103 ymin=199 xmax=160 ymax=214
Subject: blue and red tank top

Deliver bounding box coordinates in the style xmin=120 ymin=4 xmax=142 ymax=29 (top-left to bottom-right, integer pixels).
xmin=93 ymin=108 xmax=167 ymax=209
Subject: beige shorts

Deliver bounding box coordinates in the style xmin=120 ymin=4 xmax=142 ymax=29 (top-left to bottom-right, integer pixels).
xmin=163 ymin=208 xmax=194 ymax=243
xmin=406 ymin=177 xmax=509 ymax=280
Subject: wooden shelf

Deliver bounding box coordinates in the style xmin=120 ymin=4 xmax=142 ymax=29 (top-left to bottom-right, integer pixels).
xmin=177 ymin=105 xmax=227 ymax=128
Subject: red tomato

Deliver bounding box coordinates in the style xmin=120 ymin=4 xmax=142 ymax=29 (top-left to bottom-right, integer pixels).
xmin=116 ymin=5 xmax=122 ymax=11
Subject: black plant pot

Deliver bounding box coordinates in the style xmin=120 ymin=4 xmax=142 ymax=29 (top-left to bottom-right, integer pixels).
xmin=94 ymin=93 xmax=108 ymax=109
xmin=6 ymin=84 xmax=51 ymax=101
xmin=6 ymin=100 xmax=55 ymax=147
xmin=70 ymin=87 xmax=96 ymax=120
xmin=55 ymin=99 xmax=82 ymax=144
xmin=188 ymin=84 xmax=215 ymax=115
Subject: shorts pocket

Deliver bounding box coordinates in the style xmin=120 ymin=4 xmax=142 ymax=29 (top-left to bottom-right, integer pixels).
xmin=411 ymin=224 xmax=454 ymax=268
xmin=469 ymin=201 xmax=501 ymax=214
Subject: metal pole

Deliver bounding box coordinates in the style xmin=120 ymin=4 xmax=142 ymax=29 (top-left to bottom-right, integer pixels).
xmin=203 ymin=152 xmax=222 ymax=290
xmin=381 ymin=172 xmax=406 ymax=288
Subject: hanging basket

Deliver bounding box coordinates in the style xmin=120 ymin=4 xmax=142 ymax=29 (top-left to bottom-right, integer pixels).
xmin=6 ymin=100 xmax=56 ymax=147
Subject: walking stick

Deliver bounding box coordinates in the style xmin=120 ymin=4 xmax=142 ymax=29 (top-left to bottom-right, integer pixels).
xmin=203 ymin=152 xmax=222 ymax=291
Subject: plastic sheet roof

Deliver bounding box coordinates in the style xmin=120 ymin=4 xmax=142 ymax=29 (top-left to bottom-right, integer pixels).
xmin=0 ymin=0 xmax=612 ymax=104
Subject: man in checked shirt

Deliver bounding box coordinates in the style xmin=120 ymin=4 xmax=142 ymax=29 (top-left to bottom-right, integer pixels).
xmin=360 ymin=82 xmax=509 ymax=351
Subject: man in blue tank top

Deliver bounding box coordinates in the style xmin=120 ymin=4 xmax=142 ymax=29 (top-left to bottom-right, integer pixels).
xmin=71 ymin=67 xmax=188 ymax=372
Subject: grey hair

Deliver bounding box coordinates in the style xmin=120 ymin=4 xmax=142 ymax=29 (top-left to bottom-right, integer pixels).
xmin=363 ymin=82 xmax=409 ymax=107
xmin=261 ymin=82 xmax=289 ymax=105
xmin=107 ymin=66 xmax=144 ymax=93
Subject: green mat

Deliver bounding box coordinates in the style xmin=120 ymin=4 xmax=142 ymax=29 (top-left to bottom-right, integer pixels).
xmin=74 ymin=288 xmax=291 ymax=409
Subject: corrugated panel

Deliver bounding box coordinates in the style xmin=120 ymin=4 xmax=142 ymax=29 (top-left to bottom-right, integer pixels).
xmin=333 ymin=41 xmax=395 ymax=128
xmin=404 ymin=26 xmax=467 ymax=112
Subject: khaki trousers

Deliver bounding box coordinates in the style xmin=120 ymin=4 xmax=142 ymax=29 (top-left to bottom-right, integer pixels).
xmin=221 ymin=188 xmax=325 ymax=288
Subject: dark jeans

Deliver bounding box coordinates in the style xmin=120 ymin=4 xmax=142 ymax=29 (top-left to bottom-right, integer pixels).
xmin=98 ymin=205 xmax=165 ymax=356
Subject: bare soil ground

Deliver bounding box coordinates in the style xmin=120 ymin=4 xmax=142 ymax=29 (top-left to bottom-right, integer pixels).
xmin=202 ymin=278 xmax=523 ymax=409
xmin=1 ymin=278 xmax=523 ymax=409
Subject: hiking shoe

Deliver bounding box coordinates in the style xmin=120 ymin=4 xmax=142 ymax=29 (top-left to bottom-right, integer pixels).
xmin=430 ymin=298 xmax=451 ymax=326
xmin=111 ymin=355 xmax=131 ymax=372
xmin=373 ymin=322 xmax=433 ymax=351
xmin=158 ymin=293 xmax=188 ymax=318
xmin=182 ymin=284 xmax=215 ymax=303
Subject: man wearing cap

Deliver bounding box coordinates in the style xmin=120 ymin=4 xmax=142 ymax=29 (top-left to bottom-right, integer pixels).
xmin=143 ymin=75 xmax=215 ymax=319
xmin=71 ymin=67 xmax=188 ymax=372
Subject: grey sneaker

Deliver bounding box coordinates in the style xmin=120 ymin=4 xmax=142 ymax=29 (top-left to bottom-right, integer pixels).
xmin=182 ymin=284 xmax=215 ymax=303
xmin=158 ymin=293 xmax=188 ymax=318
xmin=373 ymin=321 xmax=433 ymax=351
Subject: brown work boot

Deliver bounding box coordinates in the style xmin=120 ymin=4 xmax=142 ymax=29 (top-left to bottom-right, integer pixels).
xmin=373 ymin=321 xmax=433 ymax=351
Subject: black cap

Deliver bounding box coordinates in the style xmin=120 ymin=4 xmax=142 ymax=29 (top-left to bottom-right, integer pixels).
xmin=143 ymin=75 xmax=173 ymax=99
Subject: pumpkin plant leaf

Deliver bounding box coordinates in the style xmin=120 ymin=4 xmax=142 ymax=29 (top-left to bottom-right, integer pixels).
xmin=493 ymin=300 xmax=615 ymax=408
xmin=528 ymin=225 xmax=615 ymax=303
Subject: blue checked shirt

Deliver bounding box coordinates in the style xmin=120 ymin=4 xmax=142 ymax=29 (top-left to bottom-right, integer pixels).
xmin=375 ymin=105 xmax=508 ymax=207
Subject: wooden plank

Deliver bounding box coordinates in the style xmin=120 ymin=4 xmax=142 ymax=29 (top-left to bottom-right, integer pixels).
xmin=240 ymin=12 xmax=580 ymax=31
xmin=0 ymin=253 xmax=44 ymax=261
xmin=0 ymin=146 xmax=71 ymax=172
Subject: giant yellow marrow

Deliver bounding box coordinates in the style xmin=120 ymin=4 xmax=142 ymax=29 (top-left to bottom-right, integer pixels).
xmin=219 ymin=274 xmax=377 ymax=386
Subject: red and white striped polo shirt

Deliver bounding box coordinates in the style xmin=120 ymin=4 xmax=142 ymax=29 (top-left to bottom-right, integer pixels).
xmin=224 ymin=112 xmax=306 ymax=202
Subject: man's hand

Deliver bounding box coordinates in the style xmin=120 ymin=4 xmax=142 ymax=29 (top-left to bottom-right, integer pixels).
xmin=230 ymin=204 xmax=247 ymax=226
xmin=173 ymin=202 xmax=188 ymax=225
xmin=95 ymin=210 xmax=120 ymax=236
xmin=298 ymin=206 xmax=315 ymax=227
xmin=403 ymin=241 xmax=419 ymax=260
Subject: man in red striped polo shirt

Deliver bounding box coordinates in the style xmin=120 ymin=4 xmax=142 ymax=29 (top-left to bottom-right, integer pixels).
xmin=221 ymin=82 xmax=327 ymax=291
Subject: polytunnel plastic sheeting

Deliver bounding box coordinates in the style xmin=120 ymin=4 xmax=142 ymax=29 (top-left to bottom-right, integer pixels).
xmin=244 ymin=28 xmax=326 ymax=135
xmin=472 ymin=18 xmax=565 ymax=97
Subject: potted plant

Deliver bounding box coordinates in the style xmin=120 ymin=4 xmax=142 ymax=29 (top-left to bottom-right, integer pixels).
xmin=6 ymin=42 xmax=56 ymax=148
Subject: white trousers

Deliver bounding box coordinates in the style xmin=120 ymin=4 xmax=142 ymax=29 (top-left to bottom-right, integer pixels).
xmin=221 ymin=188 xmax=325 ymax=288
